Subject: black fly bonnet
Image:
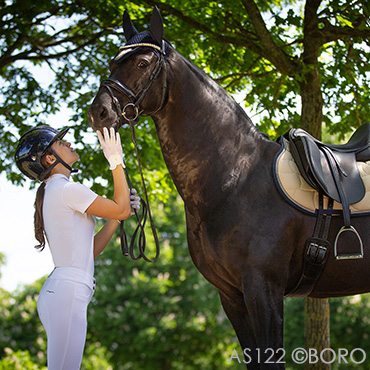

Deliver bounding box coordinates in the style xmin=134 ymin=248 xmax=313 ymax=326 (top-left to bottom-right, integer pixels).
xmin=100 ymin=6 xmax=169 ymax=122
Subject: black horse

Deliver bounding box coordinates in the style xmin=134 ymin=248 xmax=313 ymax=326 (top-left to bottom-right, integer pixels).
xmin=88 ymin=8 xmax=370 ymax=369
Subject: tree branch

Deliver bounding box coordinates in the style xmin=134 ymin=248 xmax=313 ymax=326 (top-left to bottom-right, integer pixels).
xmin=319 ymin=19 xmax=370 ymax=44
xmin=302 ymin=0 xmax=322 ymax=63
xmin=0 ymin=31 xmax=106 ymax=70
xmin=240 ymin=0 xmax=298 ymax=76
xmin=305 ymin=1 xmax=370 ymax=47
xmin=140 ymin=0 xmax=269 ymax=62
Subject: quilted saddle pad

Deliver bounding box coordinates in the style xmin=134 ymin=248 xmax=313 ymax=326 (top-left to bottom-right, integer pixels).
xmin=273 ymin=138 xmax=370 ymax=216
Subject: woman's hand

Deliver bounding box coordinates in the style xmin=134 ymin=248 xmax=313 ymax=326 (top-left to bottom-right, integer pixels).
xmin=130 ymin=188 xmax=141 ymax=214
xmin=97 ymin=127 xmax=125 ymax=170
xmin=86 ymin=127 xmax=131 ymax=221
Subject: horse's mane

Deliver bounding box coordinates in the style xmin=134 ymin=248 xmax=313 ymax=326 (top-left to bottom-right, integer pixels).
xmin=168 ymin=45 xmax=264 ymax=139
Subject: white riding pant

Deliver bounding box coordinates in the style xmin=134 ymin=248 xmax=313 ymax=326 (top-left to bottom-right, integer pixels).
xmin=37 ymin=267 xmax=95 ymax=370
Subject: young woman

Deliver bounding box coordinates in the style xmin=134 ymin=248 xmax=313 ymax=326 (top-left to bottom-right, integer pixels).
xmin=15 ymin=125 xmax=139 ymax=370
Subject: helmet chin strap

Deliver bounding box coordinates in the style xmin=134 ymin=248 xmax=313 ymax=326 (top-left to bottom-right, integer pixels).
xmin=39 ymin=149 xmax=78 ymax=181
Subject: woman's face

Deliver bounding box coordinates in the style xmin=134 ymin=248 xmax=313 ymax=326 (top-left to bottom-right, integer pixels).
xmin=50 ymin=139 xmax=79 ymax=166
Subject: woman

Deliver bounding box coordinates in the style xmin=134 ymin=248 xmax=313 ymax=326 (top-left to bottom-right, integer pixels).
xmin=15 ymin=125 xmax=139 ymax=369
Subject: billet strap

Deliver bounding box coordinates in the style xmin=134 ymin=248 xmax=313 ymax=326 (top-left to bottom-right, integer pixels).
xmin=286 ymin=194 xmax=334 ymax=297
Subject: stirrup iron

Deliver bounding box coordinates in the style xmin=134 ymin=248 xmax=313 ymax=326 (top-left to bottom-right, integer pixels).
xmin=334 ymin=226 xmax=364 ymax=260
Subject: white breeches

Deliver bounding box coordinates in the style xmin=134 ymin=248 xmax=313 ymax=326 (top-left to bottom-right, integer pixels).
xmin=37 ymin=267 xmax=95 ymax=370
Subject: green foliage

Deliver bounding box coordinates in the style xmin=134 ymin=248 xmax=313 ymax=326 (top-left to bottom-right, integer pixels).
xmin=4 ymin=277 xmax=370 ymax=368
xmin=0 ymin=253 xmax=5 ymax=279
xmin=284 ymin=295 xmax=370 ymax=370
xmin=81 ymin=341 xmax=113 ymax=370
xmin=1 ymin=1 xmax=370 ymax=368
xmin=1 ymin=0 xmax=370 ymax=185
xmin=0 ymin=348 xmax=46 ymax=370
xmin=0 ymin=279 xmax=47 ymax=365
xmin=330 ymin=294 xmax=370 ymax=370
xmin=284 ymin=297 xmax=305 ymax=369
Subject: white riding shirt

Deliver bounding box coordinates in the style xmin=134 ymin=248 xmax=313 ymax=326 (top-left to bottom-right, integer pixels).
xmin=43 ymin=174 xmax=98 ymax=278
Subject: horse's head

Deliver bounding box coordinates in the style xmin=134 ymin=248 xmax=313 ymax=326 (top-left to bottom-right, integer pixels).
xmin=88 ymin=7 xmax=169 ymax=132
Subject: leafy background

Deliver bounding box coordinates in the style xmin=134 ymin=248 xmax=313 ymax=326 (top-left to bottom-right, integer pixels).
xmin=1 ymin=0 xmax=370 ymax=368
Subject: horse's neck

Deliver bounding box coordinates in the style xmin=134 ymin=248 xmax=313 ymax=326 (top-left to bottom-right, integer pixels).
xmin=153 ymin=50 xmax=267 ymax=209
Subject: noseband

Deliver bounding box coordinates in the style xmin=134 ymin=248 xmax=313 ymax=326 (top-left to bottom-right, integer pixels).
xmin=100 ymin=44 xmax=167 ymax=122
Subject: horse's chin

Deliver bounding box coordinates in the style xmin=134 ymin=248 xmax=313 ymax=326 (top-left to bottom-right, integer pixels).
xmin=108 ymin=120 xmax=122 ymax=132
xmin=88 ymin=114 xmax=122 ymax=133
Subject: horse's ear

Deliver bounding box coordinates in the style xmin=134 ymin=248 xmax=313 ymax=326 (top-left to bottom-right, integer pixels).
xmin=150 ymin=6 xmax=163 ymax=45
xmin=123 ymin=10 xmax=138 ymax=41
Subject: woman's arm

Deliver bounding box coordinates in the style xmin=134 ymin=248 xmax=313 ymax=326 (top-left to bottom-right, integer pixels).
xmin=85 ymin=165 xmax=131 ymax=220
xmin=92 ymin=189 xmax=141 ymax=258
xmin=93 ymin=219 xmax=119 ymax=258
xmin=84 ymin=127 xmax=131 ymax=257
xmin=86 ymin=127 xmax=131 ymax=220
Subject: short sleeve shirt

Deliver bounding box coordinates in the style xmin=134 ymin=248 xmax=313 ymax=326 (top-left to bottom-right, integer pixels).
xmin=43 ymin=174 xmax=98 ymax=277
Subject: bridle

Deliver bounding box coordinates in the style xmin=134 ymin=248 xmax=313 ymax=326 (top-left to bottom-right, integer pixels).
xmin=100 ymin=42 xmax=167 ymax=123
xmin=98 ymin=42 xmax=168 ymax=262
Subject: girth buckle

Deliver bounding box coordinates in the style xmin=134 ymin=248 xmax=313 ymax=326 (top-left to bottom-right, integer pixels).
xmin=306 ymin=237 xmax=330 ymax=264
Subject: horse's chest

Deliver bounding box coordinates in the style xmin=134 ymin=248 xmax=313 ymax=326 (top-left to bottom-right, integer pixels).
xmin=185 ymin=212 xmax=246 ymax=286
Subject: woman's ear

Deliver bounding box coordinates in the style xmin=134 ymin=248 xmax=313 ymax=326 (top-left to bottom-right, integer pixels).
xmin=44 ymin=153 xmax=56 ymax=166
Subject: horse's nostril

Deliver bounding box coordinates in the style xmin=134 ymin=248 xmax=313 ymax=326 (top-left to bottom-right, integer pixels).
xmin=99 ymin=106 xmax=108 ymax=121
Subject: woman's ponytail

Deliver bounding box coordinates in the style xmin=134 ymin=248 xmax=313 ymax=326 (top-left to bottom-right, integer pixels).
xmin=34 ymin=181 xmax=46 ymax=251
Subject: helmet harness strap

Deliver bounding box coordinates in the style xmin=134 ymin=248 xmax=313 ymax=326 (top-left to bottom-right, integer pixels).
xmin=39 ymin=149 xmax=78 ymax=181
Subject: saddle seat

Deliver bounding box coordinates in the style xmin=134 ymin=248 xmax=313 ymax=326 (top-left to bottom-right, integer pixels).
xmin=285 ymin=123 xmax=370 ymax=227
xmin=290 ymin=122 xmax=370 ymax=159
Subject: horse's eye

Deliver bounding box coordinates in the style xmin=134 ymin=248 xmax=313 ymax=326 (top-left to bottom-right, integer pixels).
xmin=138 ymin=60 xmax=149 ymax=68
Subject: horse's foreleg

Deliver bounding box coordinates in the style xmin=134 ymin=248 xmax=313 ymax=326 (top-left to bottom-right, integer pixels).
xmin=242 ymin=270 xmax=286 ymax=370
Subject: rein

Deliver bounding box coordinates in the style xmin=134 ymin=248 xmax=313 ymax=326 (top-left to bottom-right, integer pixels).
xmin=100 ymin=45 xmax=167 ymax=262
xmin=120 ymin=119 xmax=160 ymax=262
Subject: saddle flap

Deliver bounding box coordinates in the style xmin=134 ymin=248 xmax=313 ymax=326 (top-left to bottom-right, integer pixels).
xmin=288 ymin=129 xmax=365 ymax=205
xmin=330 ymin=149 xmax=366 ymax=204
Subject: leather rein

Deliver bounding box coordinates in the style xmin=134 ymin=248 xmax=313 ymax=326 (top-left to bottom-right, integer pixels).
xmin=99 ymin=44 xmax=167 ymax=262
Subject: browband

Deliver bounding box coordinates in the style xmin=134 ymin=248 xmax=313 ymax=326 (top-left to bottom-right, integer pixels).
xmin=114 ymin=42 xmax=166 ymax=62
xmin=118 ymin=43 xmax=162 ymax=52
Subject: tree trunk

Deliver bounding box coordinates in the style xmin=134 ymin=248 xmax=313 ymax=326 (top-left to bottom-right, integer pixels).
xmin=300 ymin=0 xmax=324 ymax=140
xmin=299 ymin=75 xmax=323 ymax=139
xmin=300 ymin=71 xmax=330 ymax=368
xmin=304 ymin=297 xmax=331 ymax=370
xmin=300 ymin=74 xmax=331 ymax=369
xmin=300 ymin=3 xmax=330 ymax=365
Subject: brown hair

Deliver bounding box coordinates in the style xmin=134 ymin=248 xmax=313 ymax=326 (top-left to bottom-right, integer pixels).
xmin=34 ymin=182 xmax=46 ymax=250
xmin=34 ymin=153 xmax=51 ymax=251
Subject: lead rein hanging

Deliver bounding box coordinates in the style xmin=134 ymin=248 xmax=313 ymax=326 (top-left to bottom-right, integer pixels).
xmin=119 ymin=120 xmax=160 ymax=262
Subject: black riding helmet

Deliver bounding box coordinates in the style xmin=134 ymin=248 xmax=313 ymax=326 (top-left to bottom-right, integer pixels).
xmin=15 ymin=125 xmax=76 ymax=181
